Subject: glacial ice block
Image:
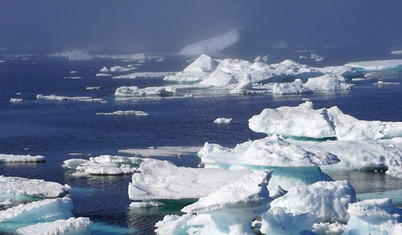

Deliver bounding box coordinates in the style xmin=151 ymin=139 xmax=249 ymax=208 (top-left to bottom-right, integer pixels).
xmin=179 ymin=28 xmax=240 ymax=56
xmin=0 ymin=198 xmax=73 ymax=223
xmin=16 ymin=217 xmax=92 ymax=235
xmin=249 ymin=101 xmax=402 ymax=141
xmin=345 ymin=198 xmax=402 ymax=235
xmin=128 ymin=160 xmax=252 ymax=200
xmin=270 ymin=180 xmax=357 ymax=223
xmin=0 ymin=154 xmax=45 ymax=163
xmin=0 ymin=176 xmax=70 ymax=202
xmin=63 ymin=155 xmax=143 ymax=176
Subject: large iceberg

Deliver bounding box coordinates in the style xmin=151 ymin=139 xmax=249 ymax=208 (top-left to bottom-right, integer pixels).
xmin=179 ymin=28 xmax=240 ymax=56
xmin=129 ymin=160 xmax=252 ymax=201
xmin=155 ymin=171 xmax=272 ymax=234
xmin=49 ymin=50 xmax=93 ymax=61
xmin=0 ymin=154 xmax=45 ymax=163
xmin=63 ymin=155 xmax=144 ymax=176
xmin=270 ymin=180 xmax=357 ymax=223
xmin=249 ymin=101 xmax=402 ymax=141
xmin=16 ymin=217 xmax=92 ymax=235
xmin=344 ymin=198 xmax=402 ymax=234
xmin=0 ymin=176 xmax=70 ymax=204
xmin=346 ymin=59 xmax=402 ymax=71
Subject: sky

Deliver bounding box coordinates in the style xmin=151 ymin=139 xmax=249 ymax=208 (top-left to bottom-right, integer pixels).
xmin=1 ymin=0 xmax=402 ymax=57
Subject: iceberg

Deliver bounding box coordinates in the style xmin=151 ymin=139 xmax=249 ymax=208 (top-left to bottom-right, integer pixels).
xmin=63 ymin=155 xmax=144 ymax=176
xmin=270 ymin=180 xmax=357 ymax=223
xmin=49 ymin=50 xmax=93 ymax=61
xmin=119 ymin=146 xmax=201 ymax=158
xmin=344 ymin=198 xmax=402 ymax=235
xmin=129 ymin=160 xmax=253 ymax=200
xmin=115 ymin=86 xmax=176 ymax=97
xmin=113 ymin=71 xmax=177 ymax=79
xmin=213 ymin=118 xmax=232 ymax=124
xmin=386 ymin=165 xmax=402 ymax=178
xmin=346 ymin=59 xmax=402 ymax=71
xmin=96 ymin=110 xmax=148 ymax=116
xmin=0 ymin=176 xmax=70 ymax=203
xmin=156 ymin=171 xmax=272 ymax=235
xmin=36 ymin=94 xmax=104 ymax=103
xmin=16 ymin=217 xmax=92 ymax=235
xmin=9 ymin=98 xmax=23 ymax=103
xmin=95 ymin=73 xmax=112 ymax=77
xmin=391 ymin=50 xmax=402 ymax=55
xmin=249 ymin=101 xmax=402 ymax=141
xmin=179 ymin=28 xmax=240 ymax=55
xmin=0 ymin=154 xmax=45 ymax=163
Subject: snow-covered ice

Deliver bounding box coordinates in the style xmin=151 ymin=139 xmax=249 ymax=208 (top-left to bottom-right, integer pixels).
xmin=179 ymin=28 xmax=240 ymax=55
xmin=129 ymin=201 xmax=164 ymax=208
xmin=0 ymin=176 xmax=70 ymax=202
xmin=63 ymin=155 xmax=144 ymax=176
xmin=312 ymin=221 xmax=346 ymax=234
xmin=270 ymin=180 xmax=357 ymax=223
xmin=119 ymin=146 xmax=201 ymax=158
xmin=345 ymin=198 xmax=402 ymax=235
xmin=129 ymin=160 xmax=253 ymax=200
xmin=115 ymin=86 xmax=176 ymax=97
xmin=213 ymin=118 xmax=232 ymax=124
xmin=36 ymin=94 xmax=104 ymax=103
xmin=0 ymin=154 xmax=45 ymax=163
xmin=96 ymin=110 xmax=148 ymax=116
xmin=386 ymin=165 xmax=402 ymax=178
xmin=16 ymin=217 xmax=92 ymax=235
xmin=346 ymin=59 xmax=402 ymax=71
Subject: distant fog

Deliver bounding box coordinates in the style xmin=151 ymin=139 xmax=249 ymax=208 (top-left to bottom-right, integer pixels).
xmin=1 ymin=0 xmax=402 ymax=59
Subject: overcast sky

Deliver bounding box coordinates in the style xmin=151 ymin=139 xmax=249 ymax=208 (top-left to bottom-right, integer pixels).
xmin=1 ymin=0 xmax=401 ymax=55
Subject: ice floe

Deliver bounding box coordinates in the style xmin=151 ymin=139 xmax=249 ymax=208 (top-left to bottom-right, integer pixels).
xmin=346 ymin=59 xmax=402 ymax=71
xmin=0 ymin=176 xmax=70 ymax=204
xmin=129 ymin=201 xmax=164 ymax=208
xmin=179 ymin=28 xmax=240 ymax=55
xmin=155 ymin=171 xmax=271 ymax=234
xmin=95 ymin=73 xmax=112 ymax=77
xmin=16 ymin=217 xmax=92 ymax=235
xmin=36 ymin=94 xmax=105 ymax=103
xmin=0 ymin=154 xmax=45 ymax=163
xmin=96 ymin=110 xmax=148 ymax=116
xmin=249 ymin=101 xmax=402 ymax=141
xmin=270 ymin=180 xmax=357 ymax=223
xmin=119 ymin=146 xmax=201 ymax=158
xmin=213 ymin=118 xmax=232 ymax=124
xmin=344 ymin=198 xmax=402 ymax=234
xmin=9 ymin=98 xmax=23 ymax=103
xmin=63 ymin=155 xmax=144 ymax=176
xmin=391 ymin=50 xmax=402 ymax=55
xmin=115 ymin=86 xmax=176 ymax=97
xmin=113 ymin=71 xmax=177 ymax=79
xmin=129 ymin=160 xmax=252 ymax=200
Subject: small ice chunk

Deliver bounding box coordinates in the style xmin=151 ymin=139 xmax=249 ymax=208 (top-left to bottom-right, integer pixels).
xmin=129 ymin=160 xmax=252 ymax=200
xmin=213 ymin=118 xmax=232 ymax=124
xmin=0 ymin=154 xmax=45 ymax=163
xmin=69 ymin=71 xmax=77 ymax=74
xmin=270 ymin=180 xmax=357 ymax=223
xmin=95 ymin=73 xmax=112 ymax=77
xmin=100 ymin=67 xmax=109 ymax=72
xmin=86 ymin=86 xmax=103 ymax=90
xmin=16 ymin=217 xmax=92 ymax=235
xmin=129 ymin=201 xmax=164 ymax=208
xmin=96 ymin=110 xmax=148 ymax=116
xmin=345 ymin=198 xmax=402 ymax=234
xmin=36 ymin=94 xmax=104 ymax=103
xmin=10 ymin=98 xmax=23 ymax=103
xmin=391 ymin=50 xmax=402 ymax=55
xmin=115 ymin=86 xmax=176 ymax=97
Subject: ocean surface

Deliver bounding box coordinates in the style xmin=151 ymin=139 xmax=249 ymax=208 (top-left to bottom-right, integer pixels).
xmin=0 ymin=54 xmax=402 ymax=234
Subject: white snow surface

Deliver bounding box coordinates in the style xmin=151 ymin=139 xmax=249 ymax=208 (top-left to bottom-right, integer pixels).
xmin=16 ymin=217 xmax=92 ymax=235
xmin=249 ymin=101 xmax=402 ymax=141
xmin=346 ymin=59 xmax=402 ymax=71
xmin=96 ymin=110 xmax=148 ymax=116
xmin=119 ymin=146 xmax=201 ymax=158
xmin=129 ymin=160 xmax=253 ymax=200
xmin=0 ymin=154 xmax=45 ymax=163
xmin=198 ymin=135 xmax=339 ymax=168
xmin=0 ymin=197 xmax=73 ymax=222
xmin=0 ymin=176 xmax=70 ymax=199
xmin=155 ymin=213 xmax=218 ymax=235
xmin=179 ymin=28 xmax=240 ymax=55
xmin=115 ymin=86 xmax=176 ymax=97
xmin=270 ymin=180 xmax=357 ymax=223
xmin=312 ymin=221 xmax=346 ymax=234
xmin=345 ymin=198 xmax=402 ymax=235
xmin=213 ymin=118 xmax=232 ymax=124
xmin=63 ymin=155 xmax=143 ymax=176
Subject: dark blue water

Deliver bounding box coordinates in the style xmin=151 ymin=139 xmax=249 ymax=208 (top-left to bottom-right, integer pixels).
xmin=0 ymin=55 xmax=402 ymax=234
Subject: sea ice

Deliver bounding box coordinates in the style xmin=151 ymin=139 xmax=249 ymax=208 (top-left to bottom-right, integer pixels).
xmin=96 ymin=110 xmax=148 ymax=116
xmin=270 ymin=180 xmax=357 ymax=223
xmin=312 ymin=221 xmax=346 ymax=234
xmin=179 ymin=28 xmax=240 ymax=55
xmin=49 ymin=50 xmax=94 ymax=61
xmin=128 ymin=160 xmax=253 ymax=200
xmin=344 ymin=198 xmax=402 ymax=235
xmin=391 ymin=50 xmax=402 ymax=55
xmin=213 ymin=118 xmax=232 ymax=124
xmin=249 ymin=101 xmax=402 ymax=141
xmin=129 ymin=201 xmax=164 ymax=208
xmin=119 ymin=146 xmax=201 ymax=158
xmin=115 ymin=86 xmax=176 ymax=97
xmin=0 ymin=154 xmax=45 ymax=163
xmin=36 ymin=94 xmax=104 ymax=103
xmin=9 ymin=98 xmax=23 ymax=103
xmin=16 ymin=217 xmax=92 ymax=235
xmin=0 ymin=176 xmax=70 ymax=202
xmin=346 ymin=59 xmax=402 ymax=71
xmin=63 ymin=155 xmax=143 ymax=176
xmin=113 ymin=71 xmax=177 ymax=79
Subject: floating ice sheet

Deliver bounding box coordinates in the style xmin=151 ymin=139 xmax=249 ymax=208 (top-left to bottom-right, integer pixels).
xmin=16 ymin=217 xmax=92 ymax=235
xmin=0 ymin=154 xmax=45 ymax=163
xmin=96 ymin=110 xmax=148 ymax=116
xmin=115 ymin=86 xmax=176 ymax=97
xmin=213 ymin=118 xmax=232 ymax=124
xmin=36 ymin=94 xmax=104 ymax=103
